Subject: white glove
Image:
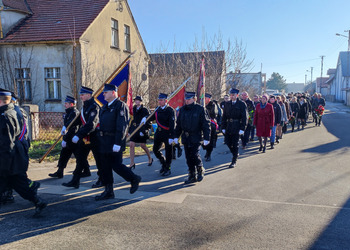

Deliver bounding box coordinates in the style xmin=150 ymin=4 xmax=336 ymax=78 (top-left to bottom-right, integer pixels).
xmin=222 ymin=129 xmax=226 ymax=134
xmin=113 ymin=144 xmax=121 ymax=152
xmin=72 ymin=135 xmax=79 ymax=144
xmin=62 ymin=140 xmax=67 ymax=148
xmin=239 ymin=130 xmax=244 ymax=135
xmin=174 ymin=138 xmax=179 ymax=144
xmin=204 ymin=140 xmax=209 ymax=146
xmin=168 ymin=138 xmax=174 ymax=144
xmin=140 ymin=117 xmax=147 ymax=124
xmin=61 ymin=126 xmax=67 ymax=135
xmin=140 ymin=132 xmax=144 ymax=136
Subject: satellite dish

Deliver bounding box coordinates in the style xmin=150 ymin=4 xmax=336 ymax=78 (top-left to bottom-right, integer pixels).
xmin=141 ymin=73 xmax=147 ymax=81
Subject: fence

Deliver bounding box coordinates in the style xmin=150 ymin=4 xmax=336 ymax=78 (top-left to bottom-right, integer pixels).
xmin=30 ymin=112 xmax=65 ymax=141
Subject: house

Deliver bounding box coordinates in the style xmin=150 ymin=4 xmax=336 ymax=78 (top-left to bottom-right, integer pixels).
xmin=328 ymin=52 xmax=350 ymax=105
xmin=0 ymin=0 xmax=149 ymax=111
xmin=226 ymin=71 xmax=266 ymax=96
xmin=148 ymin=51 xmax=226 ymax=108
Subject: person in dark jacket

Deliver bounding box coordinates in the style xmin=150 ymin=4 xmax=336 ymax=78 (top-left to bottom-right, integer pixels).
xmin=49 ymin=95 xmax=90 ymax=179
xmin=149 ymin=93 xmax=176 ymax=176
xmin=62 ymin=86 xmax=102 ymax=189
xmin=289 ymin=96 xmax=300 ymax=132
xmin=297 ymin=95 xmax=308 ymax=130
xmin=203 ymin=93 xmax=218 ymax=161
xmin=0 ymin=89 xmax=47 ymax=216
xmin=268 ymin=95 xmax=281 ymax=149
xmin=314 ymin=93 xmax=326 ymax=126
xmin=128 ymin=96 xmax=153 ymax=169
xmin=174 ymin=92 xmax=210 ymax=184
xmin=95 ymin=84 xmax=141 ymax=200
xmin=221 ymin=88 xmax=248 ymax=168
xmin=240 ymin=91 xmax=255 ymax=149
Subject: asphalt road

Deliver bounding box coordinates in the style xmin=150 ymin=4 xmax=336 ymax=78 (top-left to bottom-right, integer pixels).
xmin=1 ymin=102 xmax=350 ymax=250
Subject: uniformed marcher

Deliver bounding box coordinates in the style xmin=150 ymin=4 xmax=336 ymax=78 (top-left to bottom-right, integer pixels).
xmin=0 ymin=89 xmax=47 ymax=216
xmin=221 ymin=88 xmax=248 ymax=168
xmin=203 ymin=93 xmax=218 ymax=162
xmin=128 ymin=95 xmax=153 ymax=169
xmin=62 ymin=86 xmax=102 ymax=189
xmin=1 ymin=91 xmax=39 ymax=204
xmin=174 ymin=92 xmax=210 ymax=184
xmin=49 ymin=95 xmax=90 ymax=178
xmin=95 ymin=84 xmax=141 ymax=200
xmin=149 ymin=93 xmax=176 ymax=176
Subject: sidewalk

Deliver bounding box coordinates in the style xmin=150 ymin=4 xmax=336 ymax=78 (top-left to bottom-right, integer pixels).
xmin=326 ymin=101 xmax=350 ymax=113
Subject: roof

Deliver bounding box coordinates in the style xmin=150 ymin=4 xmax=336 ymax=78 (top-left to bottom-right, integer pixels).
xmin=2 ymin=0 xmax=31 ymax=14
xmin=339 ymin=51 xmax=350 ymax=77
xmin=149 ymin=51 xmax=225 ymax=76
xmin=0 ymin=0 xmax=109 ymax=44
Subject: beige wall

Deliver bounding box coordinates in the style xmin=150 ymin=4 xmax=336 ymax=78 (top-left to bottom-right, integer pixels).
xmin=79 ymin=0 xmax=149 ymax=104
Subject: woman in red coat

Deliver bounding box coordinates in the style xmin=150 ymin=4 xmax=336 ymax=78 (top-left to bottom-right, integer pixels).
xmin=253 ymin=95 xmax=274 ymax=153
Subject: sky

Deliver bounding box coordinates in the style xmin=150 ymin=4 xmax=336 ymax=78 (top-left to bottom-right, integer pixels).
xmin=128 ymin=0 xmax=350 ymax=84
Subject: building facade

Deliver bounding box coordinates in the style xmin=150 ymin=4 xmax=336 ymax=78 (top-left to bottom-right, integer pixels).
xmin=0 ymin=0 xmax=149 ymax=111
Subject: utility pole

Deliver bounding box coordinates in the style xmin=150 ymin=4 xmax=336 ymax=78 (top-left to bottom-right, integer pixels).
xmin=320 ymin=56 xmax=325 ymax=93
xmin=310 ymin=67 xmax=313 ymax=84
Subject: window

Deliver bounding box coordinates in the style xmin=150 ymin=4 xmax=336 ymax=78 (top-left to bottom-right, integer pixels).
xmin=111 ymin=19 xmax=119 ymax=48
xmin=124 ymin=24 xmax=131 ymax=52
xmin=45 ymin=67 xmax=61 ymax=100
xmin=15 ymin=68 xmax=32 ymax=101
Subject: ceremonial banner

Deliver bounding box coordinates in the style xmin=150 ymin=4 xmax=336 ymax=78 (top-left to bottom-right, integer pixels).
xmin=95 ymin=61 xmax=132 ymax=108
xmin=168 ymin=84 xmax=185 ymax=110
xmin=196 ymin=56 xmax=206 ymax=106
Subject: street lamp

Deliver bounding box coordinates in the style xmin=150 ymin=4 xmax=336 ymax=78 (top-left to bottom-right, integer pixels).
xmin=336 ymin=30 xmax=350 ymax=51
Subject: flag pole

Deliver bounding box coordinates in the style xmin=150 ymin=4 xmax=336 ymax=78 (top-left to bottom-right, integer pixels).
xmin=39 ymin=52 xmax=135 ymax=163
xmin=126 ymin=76 xmax=192 ymax=142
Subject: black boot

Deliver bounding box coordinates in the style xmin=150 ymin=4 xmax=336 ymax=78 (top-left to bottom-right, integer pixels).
xmin=276 ymin=136 xmax=280 ymax=144
xmin=184 ymin=172 xmax=197 ymax=184
xmin=48 ymin=167 xmax=64 ymax=178
xmin=92 ymin=178 xmax=103 ymax=188
xmin=130 ymin=175 xmax=141 ymax=194
xmin=271 ymin=142 xmax=274 ymax=149
xmin=162 ymin=165 xmax=171 ymax=176
xmin=33 ymin=196 xmax=47 ymax=216
xmin=196 ymin=166 xmax=205 ymax=182
xmin=62 ymin=175 xmax=80 ymax=189
xmin=259 ymin=145 xmax=263 ymax=151
xmin=81 ymin=168 xmax=91 ymax=178
xmin=1 ymin=189 xmax=14 ymax=204
xmin=229 ymin=158 xmax=237 ymax=168
xmin=95 ymin=184 xmax=114 ymax=201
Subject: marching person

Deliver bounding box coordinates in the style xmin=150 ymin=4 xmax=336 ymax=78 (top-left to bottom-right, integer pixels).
xmin=174 ymin=92 xmax=210 ymax=184
xmin=315 ymin=93 xmax=326 ymax=126
xmin=95 ymin=84 xmax=141 ymax=200
xmin=253 ymin=95 xmax=274 ymax=153
xmin=276 ymin=95 xmax=287 ymax=143
xmin=203 ymin=93 xmax=218 ymax=162
xmin=0 ymin=89 xmax=47 ymax=216
xmin=149 ymin=93 xmax=176 ymax=176
xmin=268 ymin=95 xmax=281 ymax=149
xmin=221 ymin=88 xmax=248 ymax=168
xmin=62 ymin=86 xmax=102 ymax=189
xmin=49 ymin=95 xmax=90 ymax=179
xmin=297 ymin=95 xmax=308 ymax=130
xmin=128 ymin=95 xmax=153 ymax=169
xmin=250 ymin=95 xmax=260 ymax=141
xmin=240 ymin=91 xmax=255 ymax=149
xmin=289 ymin=96 xmax=299 ymax=132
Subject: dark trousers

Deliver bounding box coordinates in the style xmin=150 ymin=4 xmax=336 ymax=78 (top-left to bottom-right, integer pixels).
xmin=250 ymin=126 xmax=255 ymax=140
xmin=225 ymin=133 xmax=240 ymax=163
xmin=0 ymin=174 xmax=36 ymax=202
xmin=203 ymin=127 xmax=217 ymax=156
xmin=57 ymin=146 xmax=74 ymax=169
xmin=74 ymin=139 xmax=101 ymax=178
xmin=184 ymin=143 xmax=202 ymax=174
xmin=241 ymin=124 xmax=252 ymax=147
xmin=100 ymin=152 xmax=136 ymax=185
xmin=153 ymin=132 xmax=172 ymax=167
